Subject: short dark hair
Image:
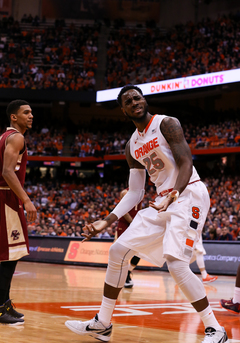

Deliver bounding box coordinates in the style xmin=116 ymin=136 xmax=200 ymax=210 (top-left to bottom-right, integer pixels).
xmin=6 ymin=99 xmax=30 ymax=122
xmin=117 ymin=84 xmax=143 ymax=106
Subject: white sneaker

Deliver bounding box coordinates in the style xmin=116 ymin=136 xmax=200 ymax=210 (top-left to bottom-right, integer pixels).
xmin=124 ymin=271 xmax=134 ymax=288
xmin=201 ymin=327 xmax=229 ymax=343
xmin=65 ymin=314 xmax=112 ymax=342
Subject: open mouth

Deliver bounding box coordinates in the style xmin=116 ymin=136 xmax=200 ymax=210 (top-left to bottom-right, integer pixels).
xmin=134 ymin=107 xmax=142 ymax=113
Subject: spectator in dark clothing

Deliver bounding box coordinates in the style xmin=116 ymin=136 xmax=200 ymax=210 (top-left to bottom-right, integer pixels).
xmin=205 ymin=228 xmax=217 ymax=240
xmin=219 ymin=226 xmax=233 ymax=241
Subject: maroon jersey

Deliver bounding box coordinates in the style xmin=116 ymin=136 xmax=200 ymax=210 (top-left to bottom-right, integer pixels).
xmin=0 ymin=127 xmax=29 ymax=261
xmin=0 ymin=128 xmax=27 ymax=187
xmin=117 ymin=202 xmax=142 ymax=238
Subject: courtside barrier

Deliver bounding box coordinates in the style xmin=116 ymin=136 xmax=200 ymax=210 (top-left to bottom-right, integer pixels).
xmin=22 ymin=236 xmax=240 ymax=276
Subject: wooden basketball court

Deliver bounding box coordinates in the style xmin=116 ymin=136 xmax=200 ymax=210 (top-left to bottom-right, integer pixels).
xmin=1 ymin=261 xmax=239 ymax=343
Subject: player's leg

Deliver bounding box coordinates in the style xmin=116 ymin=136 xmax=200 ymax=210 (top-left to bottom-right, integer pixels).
xmin=65 ymin=242 xmax=135 ymax=341
xmin=220 ymin=263 xmax=240 ymax=314
xmin=0 ymin=260 xmax=24 ymax=325
xmin=166 ymin=255 xmax=228 ymax=343
xmin=124 ymin=255 xmax=140 ymax=288
xmin=195 ymin=252 xmax=218 ymax=283
xmin=164 ymin=183 xmax=228 ymax=342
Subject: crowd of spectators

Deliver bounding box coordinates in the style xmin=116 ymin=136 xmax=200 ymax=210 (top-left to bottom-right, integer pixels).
xmin=203 ymin=175 xmax=240 ymax=241
xmin=105 ymin=12 xmax=240 ymax=88
xmin=25 ymin=175 xmax=240 ymax=241
xmin=71 ymin=113 xmax=240 ymax=156
xmin=26 ymin=180 xmax=121 ymax=239
xmin=183 ymin=116 xmax=240 ymax=149
xmin=0 ymin=15 xmax=99 ymax=91
xmin=70 ymin=130 xmax=131 ymax=157
xmin=0 ymin=124 xmax=65 ymax=156
xmin=1 ymin=111 xmax=240 ymax=156
xmin=25 ymin=125 xmax=65 ymax=156
xmin=1 ymin=12 xmax=240 ymax=91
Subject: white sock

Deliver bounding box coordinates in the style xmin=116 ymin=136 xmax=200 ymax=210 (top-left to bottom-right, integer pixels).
xmin=233 ymin=287 xmax=240 ymax=304
xmin=196 ymin=254 xmax=207 ymax=279
xmin=98 ymin=296 xmax=116 ymax=327
xmin=201 ymin=270 xmax=208 ymax=279
xmin=198 ymin=305 xmax=222 ymax=330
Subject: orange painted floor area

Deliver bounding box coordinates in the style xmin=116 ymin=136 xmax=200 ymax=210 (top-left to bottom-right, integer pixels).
xmin=16 ymin=299 xmax=240 ymax=336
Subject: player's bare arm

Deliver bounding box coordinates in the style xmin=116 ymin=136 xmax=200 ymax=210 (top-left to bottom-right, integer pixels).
xmin=2 ymin=133 xmax=37 ymax=222
xmin=82 ymin=214 xmax=117 ymax=241
xmin=160 ymin=116 xmax=193 ymax=194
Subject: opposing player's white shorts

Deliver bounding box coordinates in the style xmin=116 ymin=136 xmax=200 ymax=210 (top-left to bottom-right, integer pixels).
xmin=194 ymin=236 xmax=206 ymax=254
xmin=116 ymin=181 xmax=210 ymax=267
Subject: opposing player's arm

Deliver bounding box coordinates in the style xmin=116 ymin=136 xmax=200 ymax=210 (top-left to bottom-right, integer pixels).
xmin=2 ymin=133 xmax=37 ymax=221
xmin=123 ymin=213 xmax=133 ymax=224
xmin=160 ymin=116 xmax=193 ymax=195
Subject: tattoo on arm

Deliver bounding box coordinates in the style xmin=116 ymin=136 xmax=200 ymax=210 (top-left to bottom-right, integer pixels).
xmin=161 ymin=117 xmax=192 ymax=166
xmin=105 ymin=215 xmax=113 ymax=223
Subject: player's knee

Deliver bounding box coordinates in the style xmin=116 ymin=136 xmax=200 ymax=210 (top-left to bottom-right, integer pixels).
xmin=166 ymin=255 xmax=190 ymax=282
xmin=165 ymin=255 xmax=181 ymax=271
xmin=106 ymin=243 xmax=134 ymax=288
xmin=109 ymin=243 xmax=122 ymax=264
xmin=108 ymin=242 xmax=131 ymax=268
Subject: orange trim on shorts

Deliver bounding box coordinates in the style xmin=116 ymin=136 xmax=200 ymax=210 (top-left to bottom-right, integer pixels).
xmin=159 ymin=179 xmax=201 ymax=197
xmin=186 ymin=238 xmax=194 ymax=247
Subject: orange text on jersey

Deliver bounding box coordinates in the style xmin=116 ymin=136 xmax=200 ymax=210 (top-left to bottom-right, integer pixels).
xmin=134 ymin=138 xmax=159 ymax=159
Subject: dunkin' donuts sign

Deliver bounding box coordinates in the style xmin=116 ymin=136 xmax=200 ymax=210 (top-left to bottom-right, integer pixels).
xmin=96 ymin=68 xmax=240 ymax=102
xmin=150 ymin=73 xmax=225 ymax=93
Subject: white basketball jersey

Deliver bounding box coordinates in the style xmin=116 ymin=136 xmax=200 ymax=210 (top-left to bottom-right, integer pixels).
xmin=129 ymin=114 xmax=200 ymax=195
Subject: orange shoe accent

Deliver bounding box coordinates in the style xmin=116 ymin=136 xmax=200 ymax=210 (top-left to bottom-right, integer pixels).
xmin=202 ymin=274 xmax=218 ymax=283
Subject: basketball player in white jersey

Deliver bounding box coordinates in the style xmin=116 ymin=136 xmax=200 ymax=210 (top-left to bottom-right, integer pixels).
xmin=65 ymin=85 xmax=228 ymax=343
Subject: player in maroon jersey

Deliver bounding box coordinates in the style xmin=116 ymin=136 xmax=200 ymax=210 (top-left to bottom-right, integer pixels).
xmin=0 ymin=100 xmax=37 ymax=325
xmin=116 ymin=189 xmax=142 ymax=288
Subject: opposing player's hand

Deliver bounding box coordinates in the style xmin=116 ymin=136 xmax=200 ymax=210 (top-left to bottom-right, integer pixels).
xmin=24 ymin=199 xmax=37 ymax=222
xmin=82 ymin=220 xmax=108 ymax=242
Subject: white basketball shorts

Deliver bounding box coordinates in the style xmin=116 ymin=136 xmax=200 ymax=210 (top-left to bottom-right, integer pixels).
xmin=116 ymin=181 xmax=210 ymax=267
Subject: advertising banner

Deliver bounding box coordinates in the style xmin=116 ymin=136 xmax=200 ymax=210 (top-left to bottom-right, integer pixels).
xmin=23 ymin=237 xmax=239 ymax=276
xmin=22 ymin=237 xmax=68 ymax=263
xmin=96 ymin=68 xmax=240 ymax=102
xmin=64 ymin=240 xmax=156 ymax=267
xmin=190 ymin=242 xmax=240 ymax=275
xmin=65 ymin=241 xmax=110 ymax=264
